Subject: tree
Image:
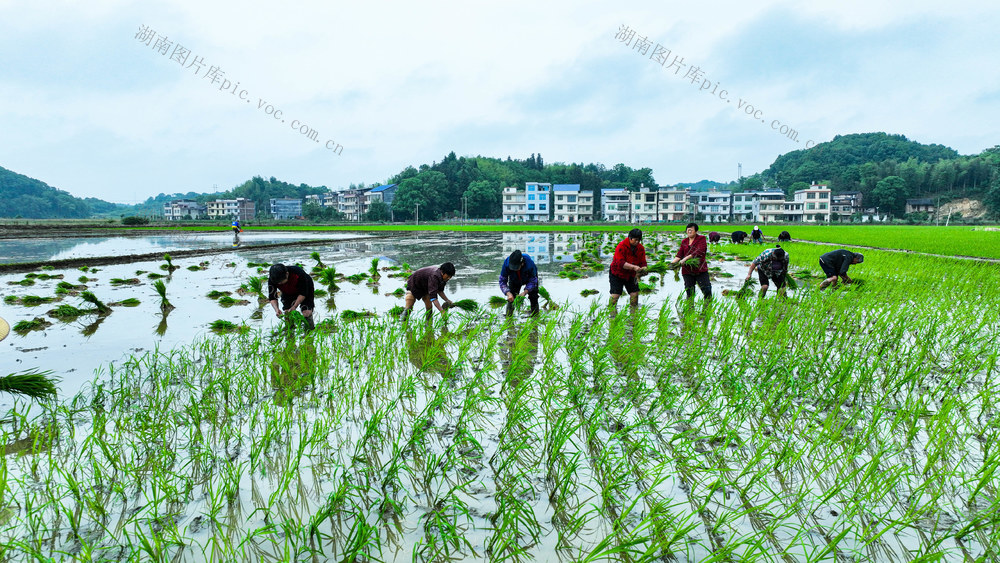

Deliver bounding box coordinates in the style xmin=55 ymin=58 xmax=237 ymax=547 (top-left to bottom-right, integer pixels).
xmin=463 ymin=180 xmax=501 ymax=218
xmin=871 ymin=175 xmax=908 ymax=217
xmin=364 ymin=200 xmax=391 ymax=222
xmin=741 ymin=175 xmax=764 ymax=192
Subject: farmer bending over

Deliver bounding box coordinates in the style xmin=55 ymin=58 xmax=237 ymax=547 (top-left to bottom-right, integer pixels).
xmin=818 ymin=249 xmax=864 ymax=290
xmin=746 ymin=246 xmax=789 ymax=298
xmin=500 ymin=250 xmax=539 ymax=316
xmin=608 ymin=228 xmax=648 ymax=310
xmin=403 ymin=262 xmax=456 ymax=320
xmin=268 ymin=263 xmax=316 ymax=330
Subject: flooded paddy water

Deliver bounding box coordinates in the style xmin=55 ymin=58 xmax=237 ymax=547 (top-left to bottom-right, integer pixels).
xmin=1 ymin=229 xmax=998 ymax=561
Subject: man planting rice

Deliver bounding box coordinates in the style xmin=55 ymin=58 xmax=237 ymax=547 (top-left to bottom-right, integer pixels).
xmin=499 ymin=250 xmax=539 ymax=316
xmin=745 ymin=246 xmax=790 ymax=298
xmin=818 ymin=249 xmax=864 ymax=290
xmin=403 ymin=262 xmax=456 ymax=320
xmin=268 ymin=263 xmax=316 ymax=330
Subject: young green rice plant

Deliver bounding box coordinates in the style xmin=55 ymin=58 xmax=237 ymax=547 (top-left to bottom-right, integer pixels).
xmin=9 ymin=278 xmax=35 ymax=286
xmin=217 ymin=295 xmax=246 ymax=307
xmin=18 ymin=295 xmax=55 ymax=306
xmin=730 ymin=276 xmax=757 ymax=299
xmin=310 ymin=251 xmax=326 ymax=271
xmin=341 ymin=309 xmax=375 ymax=321
xmin=153 ymin=279 xmax=174 ymax=311
xmin=580 ymin=289 xmax=600 ymax=297
xmin=79 ymin=291 xmax=112 ymax=315
xmin=160 ymin=253 xmax=177 ymax=271
xmin=208 ymin=320 xmax=250 ymax=334
xmin=13 ymin=317 xmax=52 ymax=333
xmin=637 ymin=281 xmax=656 ymax=294
xmin=345 ymin=272 xmax=368 ymax=284
xmin=3 ymin=295 xmax=17 ymax=304
xmin=783 ymin=274 xmax=799 ymax=290
xmin=389 ymin=287 xmax=405 ymax=297
xmin=0 ymin=370 xmax=58 ymax=400
xmin=186 ymin=265 xmax=202 ymax=271
xmin=109 ymin=278 xmax=140 ymax=286
xmin=206 ymin=290 xmax=231 ymax=299
xmin=146 ymin=272 xmax=166 ymax=279
xmin=488 ymin=295 xmax=507 ymax=308
xmin=369 ymin=258 xmax=381 ymax=280
xmin=447 ymin=298 xmax=478 ymax=312
xmin=110 ymin=298 xmax=141 ymax=307
xmin=388 ymin=305 xmax=405 ymax=318
xmin=47 ymin=304 xmax=89 ymax=320
xmin=538 ymin=286 xmax=558 ymax=310
xmin=316 ymin=266 xmax=340 ymax=293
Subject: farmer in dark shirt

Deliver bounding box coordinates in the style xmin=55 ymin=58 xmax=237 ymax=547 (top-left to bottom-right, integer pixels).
xmin=708 ymin=231 xmax=721 ymax=243
xmin=499 ymin=250 xmax=539 ymax=316
xmin=818 ymin=249 xmax=864 ymax=290
xmin=672 ymin=222 xmax=712 ymax=300
xmin=751 ymin=226 xmax=764 ymax=244
xmin=731 ymin=230 xmax=748 ymax=244
xmin=746 ymin=246 xmax=789 ymax=298
xmin=777 ymin=230 xmax=791 ymax=242
xmin=403 ymin=262 xmax=456 ymax=319
xmin=608 ymin=228 xmax=648 ymax=310
xmin=268 ymin=263 xmax=316 ymax=329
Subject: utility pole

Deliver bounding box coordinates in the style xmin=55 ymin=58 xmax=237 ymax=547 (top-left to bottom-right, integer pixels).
xmin=415 ymin=203 xmax=420 ymax=226
xmin=461 ymin=197 xmax=468 ymax=224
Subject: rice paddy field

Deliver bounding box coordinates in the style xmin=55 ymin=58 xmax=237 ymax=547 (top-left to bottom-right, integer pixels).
xmin=1 ymin=228 xmax=999 ymax=562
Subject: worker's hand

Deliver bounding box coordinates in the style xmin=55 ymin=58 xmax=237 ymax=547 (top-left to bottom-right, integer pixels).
xmin=745 ymin=275 xmax=751 ymax=281
xmin=638 ymin=266 xmax=648 ymax=275
xmin=506 ymin=292 xmax=515 ymax=302
xmin=519 ymin=289 xmax=528 ymax=297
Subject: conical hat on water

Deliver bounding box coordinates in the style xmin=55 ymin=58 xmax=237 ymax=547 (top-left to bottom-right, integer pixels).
xmin=0 ymin=315 xmax=9 ymax=342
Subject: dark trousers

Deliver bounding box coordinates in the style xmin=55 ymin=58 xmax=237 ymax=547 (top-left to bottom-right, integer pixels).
xmin=506 ymin=285 xmax=539 ymax=314
xmin=682 ymin=272 xmax=712 ymax=300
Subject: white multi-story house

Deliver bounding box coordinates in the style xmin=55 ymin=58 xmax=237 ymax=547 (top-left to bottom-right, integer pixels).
xmin=690 ymin=191 xmax=732 ymax=223
xmin=832 ymin=191 xmax=863 ymax=221
xmin=630 ymin=186 xmax=659 ymax=223
xmin=305 ymin=192 xmax=340 ymax=209
xmin=163 ymin=199 xmax=205 ymax=220
xmin=552 ymin=184 xmax=592 ymax=223
xmin=601 ymin=188 xmax=630 ymax=222
xmin=792 ymin=183 xmax=831 ymax=223
xmin=731 ymin=190 xmax=786 ymax=223
xmin=656 ymin=186 xmax=689 ymax=222
xmin=206 ymin=197 xmax=255 ymax=222
xmin=503 ymin=182 xmax=551 ymax=222
xmin=337 ymin=188 xmax=371 ymax=222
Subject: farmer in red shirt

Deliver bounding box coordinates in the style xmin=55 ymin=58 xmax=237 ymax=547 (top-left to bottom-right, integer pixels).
xmin=671 ymin=222 xmax=712 ymax=301
xmin=609 ymin=228 xmax=648 ymax=310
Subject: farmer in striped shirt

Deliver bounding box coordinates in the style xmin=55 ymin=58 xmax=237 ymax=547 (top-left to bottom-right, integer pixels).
xmin=745 ymin=246 xmax=789 ymax=298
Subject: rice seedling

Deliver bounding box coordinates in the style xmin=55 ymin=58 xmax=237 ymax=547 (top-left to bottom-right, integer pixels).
xmin=186 ymin=265 xmax=202 ymax=271
xmin=18 ymin=295 xmax=55 ymax=306
xmin=538 ymin=286 xmax=558 ymax=310
xmin=109 ymin=278 xmax=140 ymax=286
xmin=489 ymin=295 xmax=507 ymax=307
xmin=389 ymin=287 xmax=405 ymax=297
xmin=580 ymin=289 xmax=600 ymax=297
xmin=369 ymin=258 xmax=381 ymax=280
xmin=47 ymin=304 xmax=90 ymax=319
xmin=341 ymin=309 xmax=375 ymax=321
xmin=152 ymin=279 xmax=174 ymax=311
xmin=209 ymin=320 xmax=250 ymax=334
xmin=388 ymin=305 xmax=405 ymax=318
xmin=3 ymin=295 xmax=18 ymax=304
xmin=12 ymin=317 xmax=52 ymax=333
xmin=109 ymin=298 xmax=141 ymax=307
xmin=0 ymin=370 xmax=58 ymax=400
xmin=316 ymin=266 xmax=340 ymax=293
xmin=9 ymin=278 xmax=35 ymax=286
xmin=310 ymin=251 xmax=326 ymax=271
xmin=79 ymin=291 xmax=112 ymax=315
xmin=146 ymin=272 xmax=166 ymax=280
xmin=446 ymin=298 xmax=478 ymax=312
xmin=345 ymin=273 xmax=368 ymax=284
xmin=206 ymin=290 xmax=231 ymax=299
xmin=217 ymin=295 xmax=246 ymax=307
xmin=159 ymin=253 xmax=178 ymax=272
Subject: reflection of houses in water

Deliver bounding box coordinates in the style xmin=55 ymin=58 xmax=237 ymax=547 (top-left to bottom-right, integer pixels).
xmin=502 ymin=233 xmax=550 ymax=264
xmin=551 ymin=234 xmax=583 ymax=263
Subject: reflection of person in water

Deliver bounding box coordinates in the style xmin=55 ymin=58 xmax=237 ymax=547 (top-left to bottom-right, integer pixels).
xmin=270 ymin=334 xmax=321 ymax=406
xmin=498 ymin=321 xmax=540 ymax=388
xmin=405 ymin=320 xmax=453 ymax=377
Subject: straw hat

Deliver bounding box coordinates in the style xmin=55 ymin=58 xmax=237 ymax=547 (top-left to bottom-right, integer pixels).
xmin=0 ymin=315 xmax=9 ymax=342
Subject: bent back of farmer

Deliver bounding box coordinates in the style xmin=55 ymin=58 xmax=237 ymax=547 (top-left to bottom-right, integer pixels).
xmin=818 ymin=249 xmax=864 ymax=290
xmin=731 ymin=230 xmax=747 ymax=244
xmin=404 ymin=262 xmax=456 ymax=318
xmin=499 ymin=250 xmax=539 ymax=316
xmin=746 ymin=246 xmax=789 ymax=298
xmin=268 ymin=263 xmax=316 ymax=329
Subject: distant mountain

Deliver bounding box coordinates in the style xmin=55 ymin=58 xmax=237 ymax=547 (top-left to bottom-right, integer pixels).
xmin=677 ymin=179 xmax=730 ymax=192
xmin=0 ymin=166 xmax=96 ymax=219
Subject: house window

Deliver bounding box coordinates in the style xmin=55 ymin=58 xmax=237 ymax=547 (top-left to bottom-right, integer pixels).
xmin=539 ymin=204 xmax=546 ymax=210
xmin=528 ymin=204 xmax=535 ymax=210
xmin=807 ymin=203 xmax=815 ymax=210
xmin=567 ymin=195 xmax=577 ymax=203
xmin=808 ymin=192 xmax=816 ymax=199
xmin=528 ymin=194 xmax=535 ymax=201
xmin=557 ymin=205 xmax=564 ymax=210
xmin=819 ymin=203 xmax=827 ymax=210
xmin=819 ymin=192 xmax=829 ymax=198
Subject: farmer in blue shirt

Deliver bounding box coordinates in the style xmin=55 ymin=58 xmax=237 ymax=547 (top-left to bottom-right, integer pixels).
xmin=499 ymin=250 xmax=539 ymax=316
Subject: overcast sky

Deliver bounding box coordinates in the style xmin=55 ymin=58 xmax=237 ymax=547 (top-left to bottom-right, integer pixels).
xmin=2 ymin=0 xmax=998 ymax=203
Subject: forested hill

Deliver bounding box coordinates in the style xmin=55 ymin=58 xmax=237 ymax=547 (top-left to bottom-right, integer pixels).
xmin=756 ymin=133 xmax=1000 ymax=216
xmin=0 ymin=166 xmax=96 ymax=219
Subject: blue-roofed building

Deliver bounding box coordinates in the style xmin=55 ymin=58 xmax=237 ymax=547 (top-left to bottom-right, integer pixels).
xmin=366 ymin=184 xmax=398 ymax=208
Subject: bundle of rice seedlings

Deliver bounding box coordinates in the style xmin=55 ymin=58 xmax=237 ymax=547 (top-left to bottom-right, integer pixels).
xmin=488 ymin=296 xmax=507 ymax=308
xmin=186 ymin=265 xmax=202 ymax=272
xmin=79 ymin=291 xmax=112 ymax=315
xmin=110 ymin=278 xmax=140 ymax=286
xmin=538 ymin=287 xmax=558 ymax=309
xmin=247 ymin=275 xmax=267 ymax=300
xmin=369 ymin=258 xmax=381 ymax=279
xmin=217 ymin=295 xmax=243 ymax=307
xmin=209 ymin=320 xmax=248 ymax=333
xmin=638 ymin=282 xmax=656 ymax=294
xmin=317 ymin=266 xmax=340 ymax=292
xmin=13 ymin=317 xmax=52 ymax=333
xmin=734 ymin=277 xmax=757 ymax=299
xmin=0 ymin=370 xmax=58 ymax=400
xmin=115 ymin=298 xmax=141 ymax=307
xmin=345 ymin=273 xmax=368 ymax=284
xmin=388 ymin=305 xmax=405 ymax=318
xmin=512 ymin=295 xmax=525 ymax=310
xmin=341 ymin=309 xmax=375 ymax=321
xmin=147 ymin=272 xmax=166 ymax=280
xmin=580 ymin=289 xmax=600 ymax=297
xmin=48 ymin=304 xmax=88 ymax=319
xmin=783 ymin=275 xmax=799 ymax=290
xmin=20 ymin=295 xmax=55 ymax=306
xmin=448 ymin=298 xmax=478 ymax=312
xmin=647 ymin=262 xmax=670 ymax=275
xmin=3 ymin=295 xmax=18 ymax=304
xmin=310 ymin=251 xmax=326 ymax=271
xmin=160 ymin=253 xmax=177 ymax=271
xmin=314 ymin=288 xmax=328 ymax=297
xmin=389 ymin=287 xmax=405 ymax=297
xmin=153 ymin=279 xmax=174 ymax=311
xmin=206 ymin=290 xmax=231 ymax=299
